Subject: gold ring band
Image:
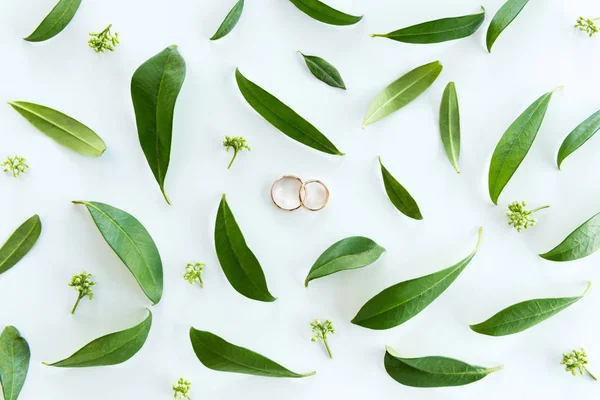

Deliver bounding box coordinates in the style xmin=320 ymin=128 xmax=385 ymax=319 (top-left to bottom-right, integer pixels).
xmin=270 ymin=175 xmax=305 ymax=212
xmin=300 ymin=179 xmax=330 ymax=211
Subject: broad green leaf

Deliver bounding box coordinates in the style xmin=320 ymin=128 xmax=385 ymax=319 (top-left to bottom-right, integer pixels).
xmin=470 ymin=282 xmax=591 ymax=336
xmin=288 ymin=0 xmax=362 ymax=26
xmin=363 ymin=61 xmax=443 ymax=128
xmin=539 ymin=212 xmax=600 ymax=262
xmin=131 ymin=45 xmax=186 ymax=205
xmin=439 ymin=82 xmax=461 ymax=173
xmin=210 ymin=0 xmax=244 ymax=40
xmin=189 ymin=328 xmax=315 ymax=378
xmin=305 ymin=237 xmax=386 ymax=287
xmin=235 ymin=68 xmax=344 ymax=156
xmin=557 ymin=110 xmax=600 ymax=169
xmin=486 ymin=0 xmax=530 ymax=52
xmin=215 ymin=195 xmax=276 ymax=302
xmin=488 ymin=88 xmax=559 ymax=205
xmin=73 ymin=201 xmax=163 ymax=305
xmin=0 ymin=327 xmax=31 ymax=400
xmin=352 ymin=228 xmax=482 ymax=330
xmin=379 ymin=157 xmax=423 ymax=220
xmin=0 ymin=215 xmax=41 ymax=276
xmin=44 ymin=311 xmax=152 ymax=367
xmin=8 ymin=101 xmax=106 ymax=157
xmin=24 ymin=0 xmax=82 ymax=42
xmin=371 ymin=7 xmax=485 ymax=44
xmin=384 ymin=346 xmax=502 ymax=388
xmin=298 ymin=52 xmax=346 ymax=90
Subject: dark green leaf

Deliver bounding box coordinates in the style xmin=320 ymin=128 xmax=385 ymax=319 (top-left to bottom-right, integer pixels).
xmin=0 ymin=215 xmax=41 ymax=276
xmin=0 ymin=327 xmax=30 ymax=400
xmin=44 ymin=311 xmax=152 ymax=367
xmin=371 ymin=7 xmax=485 ymax=44
xmin=305 ymin=237 xmax=386 ymax=287
xmin=470 ymin=282 xmax=591 ymax=336
xmin=439 ymin=82 xmax=461 ymax=173
xmin=352 ymin=228 xmax=482 ymax=330
xmin=298 ymin=52 xmax=346 ymax=90
xmin=189 ymin=328 xmax=315 ymax=378
xmin=8 ymin=101 xmax=106 ymax=157
xmin=363 ymin=61 xmax=443 ymax=128
xmin=131 ymin=45 xmax=186 ymax=205
xmin=215 ymin=195 xmax=275 ymax=302
xmin=288 ymin=0 xmax=362 ymax=26
xmin=539 ymin=213 xmax=600 ymax=262
xmin=235 ymin=68 xmax=344 ymax=156
xmin=73 ymin=201 xmax=163 ymax=305
xmin=557 ymin=110 xmax=600 ymax=170
xmin=379 ymin=156 xmax=423 ymax=220
xmin=24 ymin=0 xmax=82 ymax=42
xmin=384 ymin=346 xmax=502 ymax=388
xmin=486 ymin=0 xmax=530 ymax=52
xmin=210 ymin=0 xmax=244 ymax=40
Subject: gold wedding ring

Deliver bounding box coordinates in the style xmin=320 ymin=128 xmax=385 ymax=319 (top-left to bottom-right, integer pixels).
xmin=270 ymin=175 xmax=329 ymax=212
xmin=270 ymin=175 xmax=305 ymax=212
xmin=300 ymin=179 xmax=330 ymax=211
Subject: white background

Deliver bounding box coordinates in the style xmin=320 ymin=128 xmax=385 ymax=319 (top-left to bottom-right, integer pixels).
xmin=0 ymin=0 xmax=599 ymax=398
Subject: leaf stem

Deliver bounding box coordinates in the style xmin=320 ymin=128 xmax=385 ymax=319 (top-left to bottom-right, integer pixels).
xmin=585 ymin=367 xmax=598 ymax=381
xmin=71 ymin=294 xmax=83 ymax=315
xmin=227 ymin=150 xmax=238 ymax=170
xmin=323 ymin=339 xmax=333 ymax=359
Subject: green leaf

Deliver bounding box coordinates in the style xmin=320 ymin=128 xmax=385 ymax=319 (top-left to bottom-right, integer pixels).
xmin=288 ymin=0 xmax=362 ymax=26
xmin=44 ymin=311 xmax=152 ymax=367
xmin=352 ymin=228 xmax=482 ymax=330
xmin=189 ymin=328 xmax=315 ymax=378
xmin=215 ymin=195 xmax=276 ymax=302
xmin=24 ymin=0 xmax=82 ymax=42
xmin=470 ymin=282 xmax=591 ymax=336
xmin=363 ymin=61 xmax=443 ymax=128
xmin=439 ymin=82 xmax=461 ymax=173
xmin=488 ymin=88 xmax=559 ymax=205
xmin=0 ymin=327 xmax=31 ymax=400
xmin=486 ymin=0 xmax=530 ymax=52
xmin=210 ymin=0 xmax=244 ymax=40
xmin=539 ymin=212 xmax=600 ymax=262
xmin=378 ymin=157 xmax=423 ymax=220
xmin=8 ymin=101 xmax=106 ymax=157
xmin=131 ymin=45 xmax=186 ymax=205
xmin=305 ymin=237 xmax=386 ymax=287
xmin=298 ymin=52 xmax=346 ymax=90
xmin=371 ymin=7 xmax=485 ymax=44
xmin=73 ymin=201 xmax=163 ymax=305
xmin=0 ymin=215 xmax=42 ymax=276
xmin=384 ymin=346 xmax=502 ymax=388
xmin=235 ymin=68 xmax=344 ymax=156
xmin=557 ymin=110 xmax=600 ymax=170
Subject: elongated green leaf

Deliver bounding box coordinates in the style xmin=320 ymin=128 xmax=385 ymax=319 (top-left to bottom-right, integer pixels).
xmin=486 ymin=0 xmax=529 ymax=52
xmin=189 ymin=328 xmax=315 ymax=378
xmin=235 ymin=68 xmax=343 ymax=156
xmin=540 ymin=212 xmax=600 ymax=262
xmin=298 ymin=52 xmax=346 ymax=90
xmin=363 ymin=61 xmax=443 ymax=128
xmin=24 ymin=0 xmax=82 ymax=42
xmin=305 ymin=237 xmax=386 ymax=287
xmin=470 ymin=282 xmax=591 ymax=336
xmin=352 ymin=228 xmax=482 ymax=330
xmin=385 ymin=347 xmax=502 ymax=388
xmin=439 ymin=82 xmax=461 ymax=173
xmin=371 ymin=7 xmax=485 ymax=44
xmin=0 ymin=215 xmax=41 ymax=276
xmin=557 ymin=110 xmax=600 ymax=169
xmin=379 ymin=157 xmax=423 ymax=220
xmin=215 ymin=195 xmax=275 ymax=302
xmin=131 ymin=45 xmax=186 ymax=205
xmin=8 ymin=101 xmax=106 ymax=157
xmin=488 ymin=88 xmax=559 ymax=205
xmin=0 ymin=327 xmax=30 ymax=400
xmin=73 ymin=201 xmax=163 ymax=304
xmin=44 ymin=311 xmax=152 ymax=367
xmin=210 ymin=0 xmax=244 ymax=40
xmin=288 ymin=0 xmax=362 ymax=26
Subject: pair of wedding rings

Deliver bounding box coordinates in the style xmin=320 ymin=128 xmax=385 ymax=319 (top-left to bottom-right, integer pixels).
xmin=270 ymin=175 xmax=330 ymax=212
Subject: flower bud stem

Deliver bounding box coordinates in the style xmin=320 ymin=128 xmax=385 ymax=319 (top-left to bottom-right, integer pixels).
xmin=71 ymin=294 xmax=83 ymax=315
xmin=323 ymin=339 xmax=333 ymax=359
xmin=530 ymin=205 xmax=550 ymax=214
xmin=585 ymin=367 xmax=598 ymax=381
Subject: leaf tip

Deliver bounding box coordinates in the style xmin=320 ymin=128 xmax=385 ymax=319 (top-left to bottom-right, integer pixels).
xmin=552 ymin=85 xmax=565 ymax=94
xmin=302 ymin=371 xmax=317 ymax=377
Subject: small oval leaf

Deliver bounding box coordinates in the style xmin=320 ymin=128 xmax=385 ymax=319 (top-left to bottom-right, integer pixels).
xmin=299 ymin=52 xmax=346 ymax=90
xmin=189 ymin=328 xmax=315 ymax=378
xmin=24 ymin=0 xmax=82 ymax=42
xmin=439 ymin=82 xmax=461 ymax=173
xmin=288 ymin=0 xmax=362 ymax=26
xmin=470 ymin=282 xmax=591 ymax=336
xmin=486 ymin=0 xmax=530 ymax=52
xmin=540 ymin=212 xmax=600 ymax=262
xmin=0 ymin=215 xmax=42 ymax=276
xmin=210 ymin=0 xmax=244 ymax=40
xmin=557 ymin=110 xmax=600 ymax=169
xmin=379 ymin=157 xmax=423 ymax=220
xmin=0 ymin=326 xmax=31 ymax=400
xmin=8 ymin=101 xmax=106 ymax=157
xmin=73 ymin=201 xmax=163 ymax=305
xmin=44 ymin=311 xmax=152 ymax=367
xmin=305 ymin=237 xmax=386 ymax=287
